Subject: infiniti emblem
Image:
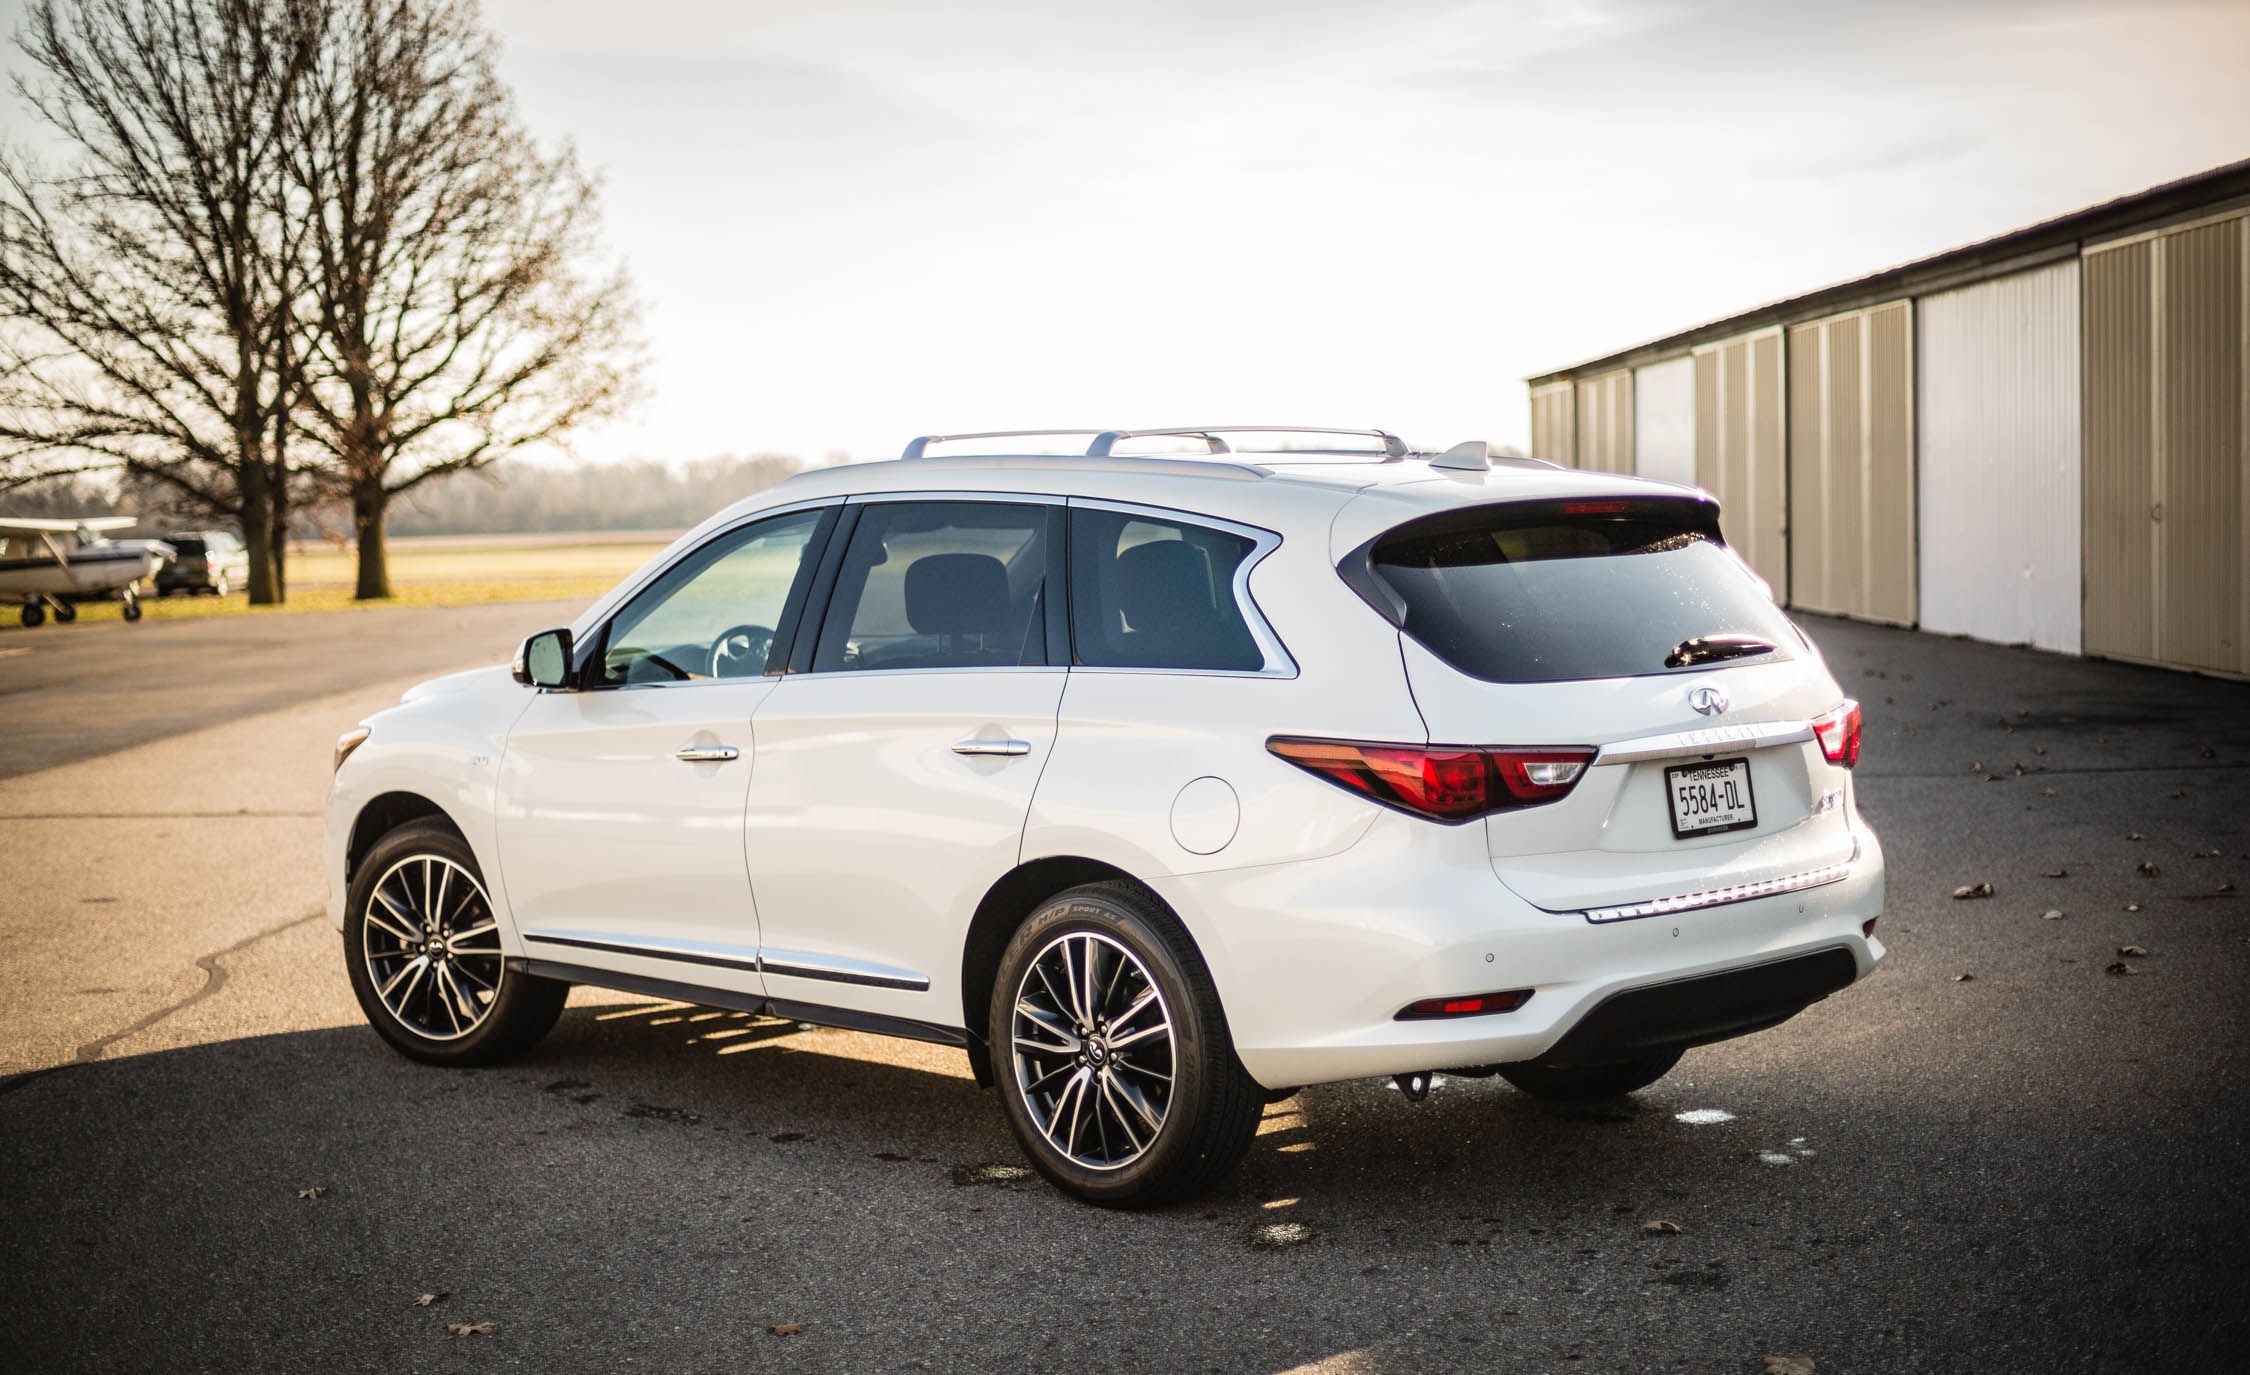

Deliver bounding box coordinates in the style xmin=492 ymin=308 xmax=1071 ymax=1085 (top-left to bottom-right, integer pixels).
xmin=1689 ymin=684 xmax=1730 ymax=716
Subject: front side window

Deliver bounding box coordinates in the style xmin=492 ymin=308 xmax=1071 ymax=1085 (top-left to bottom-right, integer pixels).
xmin=598 ymin=507 xmax=826 ymax=685
xmin=1069 ymin=508 xmax=1264 ymax=672
xmin=811 ymin=502 xmax=1051 ymax=672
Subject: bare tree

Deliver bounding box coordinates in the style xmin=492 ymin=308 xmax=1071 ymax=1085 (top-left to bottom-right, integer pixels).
xmin=0 ymin=0 xmax=314 ymax=602
xmin=291 ymin=0 xmax=641 ymax=600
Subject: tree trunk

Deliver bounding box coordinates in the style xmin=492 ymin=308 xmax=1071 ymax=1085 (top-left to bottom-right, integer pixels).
xmin=241 ymin=460 xmax=279 ymax=604
xmin=352 ymin=477 xmax=390 ymax=600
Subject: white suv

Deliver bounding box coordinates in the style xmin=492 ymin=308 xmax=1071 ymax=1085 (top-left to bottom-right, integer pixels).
xmin=326 ymin=426 xmax=1884 ymax=1205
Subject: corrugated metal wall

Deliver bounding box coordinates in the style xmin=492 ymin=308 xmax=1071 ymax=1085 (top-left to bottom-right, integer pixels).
xmin=1572 ymin=370 xmax=1634 ymax=473
xmin=1786 ymin=301 xmax=1917 ymax=625
xmin=1633 ymin=356 xmax=1697 ymax=485
xmin=1529 ymin=381 xmax=1576 ymax=466
xmin=2083 ymin=211 xmax=2248 ymax=676
xmin=1693 ymin=330 xmax=1789 ymax=596
xmin=1916 ymin=261 xmax=2083 ymax=653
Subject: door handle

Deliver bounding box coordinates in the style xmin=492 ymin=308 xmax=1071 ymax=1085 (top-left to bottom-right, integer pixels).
xmin=674 ymin=745 xmax=741 ymax=763
xmin=951 ymin=738 xmax=1031 ymax=757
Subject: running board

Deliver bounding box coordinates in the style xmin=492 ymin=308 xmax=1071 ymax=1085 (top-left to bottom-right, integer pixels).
xmin=510 ymin=958 xmax=969 ymax=1048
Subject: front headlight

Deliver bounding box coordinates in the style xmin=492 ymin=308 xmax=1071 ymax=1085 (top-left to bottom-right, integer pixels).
xmin=333 ymin=726 xmax=371 ymax=774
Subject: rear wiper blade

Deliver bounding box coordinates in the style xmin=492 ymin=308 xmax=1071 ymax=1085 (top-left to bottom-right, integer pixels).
xmin=1665 ymin=632 xmax=1778 ymax=669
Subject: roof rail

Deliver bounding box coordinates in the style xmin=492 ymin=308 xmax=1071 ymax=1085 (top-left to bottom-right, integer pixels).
xmin=1087 ymin=426 xmax=1407 ymax=458
xmin=900 ymin=430 xmax=1113 ymax=460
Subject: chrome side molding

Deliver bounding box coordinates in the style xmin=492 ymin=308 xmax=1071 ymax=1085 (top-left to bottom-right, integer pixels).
xmin=1594 ymin=719 xmax=1816 ymax=765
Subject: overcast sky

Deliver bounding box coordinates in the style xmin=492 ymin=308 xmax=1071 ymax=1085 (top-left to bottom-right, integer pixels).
xmin=11 ymin=1 xmax=2250 ymax=463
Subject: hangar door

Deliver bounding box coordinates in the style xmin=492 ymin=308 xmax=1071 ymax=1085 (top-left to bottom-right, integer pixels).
xmin=1633 ymin=356 xmax=1696 ymax=486
xmin=1916 ymin=260 xmax=2083 ymax=654
xmin=1693 ymin=330 xmax=1789 ymax=599
xmin=1573 ymin=370 xmax=1634 ymax=473
xmin=1787 ymin=301 xmax=1917 ymax=626
xmin=2082 ymin=212 xmax=2248 ymax=676
xmin=1529 ymin=381 xmax=1576 ymax=466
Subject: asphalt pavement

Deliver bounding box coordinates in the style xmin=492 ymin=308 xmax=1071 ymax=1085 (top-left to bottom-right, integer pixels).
xmin=1 ymin=609 xmax=2245 ymax=1373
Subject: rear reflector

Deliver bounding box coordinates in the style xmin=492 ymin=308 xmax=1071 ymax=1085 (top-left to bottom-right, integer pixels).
xmin=1267 ymin=737 xmax=1595 ymax=822
xmin=1811 ymin=699 xmax=1863 ymax=768
xmin=1396 ymin=989 xmax=1534 ymax=1020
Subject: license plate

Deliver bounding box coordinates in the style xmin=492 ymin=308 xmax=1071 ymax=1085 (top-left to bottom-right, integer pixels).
xmin=1665 ymin=758 xmax=1757 ymax=838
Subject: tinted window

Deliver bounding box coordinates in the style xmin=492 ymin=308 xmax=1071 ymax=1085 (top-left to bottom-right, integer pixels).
xmin=811 ymin=502 xmax=1050 ymax=672
xmin=1069 ymin=509 xmax=1264 ymax=671
xmin=1367 ymin=499 xmax=1797 ymax=684
xmin=599 ymin=508 xmax=825 ymax=685
xmin=170 ymin=538 xmax=207 ymax=557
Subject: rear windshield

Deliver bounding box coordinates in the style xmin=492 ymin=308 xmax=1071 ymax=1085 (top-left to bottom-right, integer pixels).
xmin=169 ymin=538 xmax=207 ymax=556
xmin=1362 ymin=498 xmax=1798 ymax=684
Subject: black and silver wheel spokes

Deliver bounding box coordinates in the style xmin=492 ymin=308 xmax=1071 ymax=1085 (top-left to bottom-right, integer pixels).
xmin=1011 ymin=931 xmax=1174 ymax=1171
xmin=362 ymin=855 xmax=506 ymax=1042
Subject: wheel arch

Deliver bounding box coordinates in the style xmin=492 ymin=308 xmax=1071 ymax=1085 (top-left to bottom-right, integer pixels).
xmin=960 ymin=855 xmax=1167 ymax=1087
xmin=346 ymin=790 xmax=468 ymax=889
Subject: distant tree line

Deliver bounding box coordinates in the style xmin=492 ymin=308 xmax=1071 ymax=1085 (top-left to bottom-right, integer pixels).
xmin=0 ymin=0 xmax=641 ymax=603
xmin=5 ymin=452 xmax=813 ymax=539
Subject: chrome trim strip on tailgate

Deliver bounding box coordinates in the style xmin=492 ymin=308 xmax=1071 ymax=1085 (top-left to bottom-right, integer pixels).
xmin=1595 ymin=719 xmax=1815 ymax=765
xmin=1575 ymin=852 xmax=1857 ymax=925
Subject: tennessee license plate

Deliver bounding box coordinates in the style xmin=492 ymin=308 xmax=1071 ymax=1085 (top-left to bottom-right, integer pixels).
xmin=1665 ymin=758 xmax=1757 ymax=838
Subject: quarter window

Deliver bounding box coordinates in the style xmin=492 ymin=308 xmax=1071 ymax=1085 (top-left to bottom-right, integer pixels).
xmin=1068 ymin=508 xmax=1264 ymax=672
xmin=598 ymin=508 xmax=826 ymax=685
xmin=811 ymin=502 xmax=1052 ymax=672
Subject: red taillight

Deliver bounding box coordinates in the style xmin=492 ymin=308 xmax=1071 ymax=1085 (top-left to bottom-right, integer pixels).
xmin=1396 ymin=989 xmax=1534 ymax=1020
xmin=1811 ymin=699 xmax=1862 ymax=768
xmin=1267 ymin=737 xmax=1594 ymax=822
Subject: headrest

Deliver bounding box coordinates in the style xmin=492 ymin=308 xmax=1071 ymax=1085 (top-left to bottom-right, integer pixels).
xmin=1116 ymin=540 xmax=1214 ymax=632
xmin=904 ymin=552 xmax=1010 ymax=636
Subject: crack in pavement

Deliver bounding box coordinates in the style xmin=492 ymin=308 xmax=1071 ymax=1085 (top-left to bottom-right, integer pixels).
xmin=0 ymin=907 xmax=328 ymax=1094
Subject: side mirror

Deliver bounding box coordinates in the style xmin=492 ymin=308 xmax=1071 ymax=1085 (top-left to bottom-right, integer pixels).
xmin=513 ymin=627 xmax=575 ymax=689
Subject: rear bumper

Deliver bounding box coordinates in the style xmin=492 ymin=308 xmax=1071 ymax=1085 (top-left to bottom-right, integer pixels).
xmin=1150 ymin=810 xmax=1885 ymax=1089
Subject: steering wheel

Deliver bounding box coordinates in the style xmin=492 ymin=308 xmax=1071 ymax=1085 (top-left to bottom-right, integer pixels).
xmin=708 ymin=623 xmax=776 ymax=679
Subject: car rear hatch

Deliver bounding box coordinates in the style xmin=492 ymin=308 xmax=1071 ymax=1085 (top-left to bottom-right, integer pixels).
xmin=1338 ymin=493 xmax=1859 ymax=916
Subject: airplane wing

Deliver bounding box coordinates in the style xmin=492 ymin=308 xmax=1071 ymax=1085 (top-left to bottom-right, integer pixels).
xmin=0 ymin=515 xmax=138 ymax=533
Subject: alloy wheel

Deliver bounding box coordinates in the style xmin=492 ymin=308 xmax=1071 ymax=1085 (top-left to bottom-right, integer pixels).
xmin=360 ymin=854 xmax=506 ymax=1041
xmin=1010 ymin=930 xmax=1175 ymax=1170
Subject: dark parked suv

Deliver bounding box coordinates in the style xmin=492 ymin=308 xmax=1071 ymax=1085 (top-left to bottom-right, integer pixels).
xmin=154 ymin=530 xmax=248 ymax=597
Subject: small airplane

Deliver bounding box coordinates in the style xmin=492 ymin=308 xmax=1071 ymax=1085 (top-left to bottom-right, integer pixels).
xmin=0 ymin=516 xmax=175 ymax=627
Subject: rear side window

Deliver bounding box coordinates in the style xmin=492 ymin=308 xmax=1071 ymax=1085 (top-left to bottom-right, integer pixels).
xmin=1069 ymin=508 xmax=1264 ymax=672
xmin=812 ymin=501 xmax=1052 ymax=672
xmin=1361 ymin=498 xmax=1797 ymax=683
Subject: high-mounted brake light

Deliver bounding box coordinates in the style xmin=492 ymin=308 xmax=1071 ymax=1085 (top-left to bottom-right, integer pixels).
xmin=1559 ymin=500 xmax=1631 ymax=516
xmin=1267 ymin=737 xmax=1595 ymax=822
xmin=1811 ymin=699 xmax=1862 ymax=768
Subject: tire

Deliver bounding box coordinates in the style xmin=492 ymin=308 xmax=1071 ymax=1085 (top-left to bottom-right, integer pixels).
xmin=121 ymin=595 xmax=142 ymax=623
xmin=343 ymin=819 xmax=566 ymax=1066
xmin=1498 ymin=1048 xmax=1684 ymax=1102
xmin=53 ymin=601 xmax=76 ymax=623
xmin=988 ymin=881 xmax=1263 ymax=1207
xmin=21 ymin=603 xmax=44 ymax=628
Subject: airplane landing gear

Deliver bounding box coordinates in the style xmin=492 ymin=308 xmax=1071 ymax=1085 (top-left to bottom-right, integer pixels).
xmin=53 ymin=599 xmax=77 ymax=623
xmin=20 ymin=601 xmax=44 ymax=627
xmin=121 ymin=587 xmax=142 ymax=622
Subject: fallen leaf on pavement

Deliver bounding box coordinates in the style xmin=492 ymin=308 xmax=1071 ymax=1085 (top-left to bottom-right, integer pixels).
xmin=412 ymin=1292 xmax=449 ymax=1308
xmin=1642 ymin=1219 xmax=1683 ymax=1235
xmin=2041 ymin=868 xmax=2067 ymax=878
xmin=1969 ymin=761 xmax=1984 ymax=772
xmin=2137 ymin=861 xmax=2160 ymax=876
xmin=446 ymin=1322 xmax=494 ymax=1337
xmin=2104 ymin=961 xmax=2136 ymax=977
xmin=296 ymin=1187 xmax=327 ymax=1200
xmin=1764 ymin=1357 xmax=1816 ymax=1375
xmin=2118 ymin=945 xmax=2148 ymax=957
xmin=2127 ymin=831 xmax=2143 ymax=841
xmin=1952 ymin=973 xmax=1975 ymax=983
xmin=1951 ymin=882 xmax=1994 ymax=900
xmin=2042 ymin=787 xmax=2057 ymax=797
xmin=769 ymin=1323 xmax=805 ymax=1337
xmin=2124 ymin=903 xmax=2142 ymax=913
xmin=2041 ymin=910 xmax=2065 ymax=921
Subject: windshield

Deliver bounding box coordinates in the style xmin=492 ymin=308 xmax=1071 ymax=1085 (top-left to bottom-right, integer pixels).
xmin=1364 ymin=498 xmax=1799 ymax=684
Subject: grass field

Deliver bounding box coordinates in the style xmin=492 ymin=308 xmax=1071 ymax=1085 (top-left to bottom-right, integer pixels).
xmin=7 ymin=530 xmax=676 ymax=629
